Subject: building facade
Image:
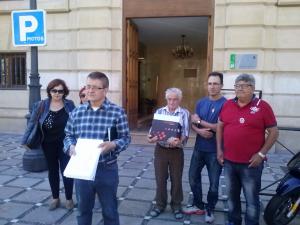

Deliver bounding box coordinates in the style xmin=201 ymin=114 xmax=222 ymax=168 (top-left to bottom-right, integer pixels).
xmin=0 ymin=0 xmax=300 ymax=133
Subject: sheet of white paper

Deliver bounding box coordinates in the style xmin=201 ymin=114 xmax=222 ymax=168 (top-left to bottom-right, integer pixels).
xmin=153 ymin=113 xmax=180 ymax=123
xmin=63 ymin=138 xmax=103 ymax=181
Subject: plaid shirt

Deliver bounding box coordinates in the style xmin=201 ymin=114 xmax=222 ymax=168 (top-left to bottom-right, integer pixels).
xmin=63 ymin=98 xmax=131 ymax=163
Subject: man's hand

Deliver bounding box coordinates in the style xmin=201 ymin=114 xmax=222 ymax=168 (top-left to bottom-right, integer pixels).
xmin=167 ymin=137 xmax=181 ymax=147
xmin=217 ymin=149 xmax=224 ymax=166
xmin=249 ymin=153 xmax=264 ymax=168
xmin=147 ymin=135 xmax=158 ymax=143
xmin=69 ymin=145 xmax=76 ymax=156
xmin=199 ymin=128 xmax=213 ymax=139
xmin=99 ymin=141 xmax=116 ymax=155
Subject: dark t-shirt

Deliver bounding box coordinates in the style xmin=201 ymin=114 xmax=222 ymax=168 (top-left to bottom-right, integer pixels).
xmin=194 ymin=96 xmax=226 ymax=152
xmin=42 ymin=107 xmax=68 ymax=143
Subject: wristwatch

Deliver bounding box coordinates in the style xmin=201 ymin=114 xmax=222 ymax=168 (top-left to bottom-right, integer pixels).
xmin=258 ymin=152 xmax=266 ymax=159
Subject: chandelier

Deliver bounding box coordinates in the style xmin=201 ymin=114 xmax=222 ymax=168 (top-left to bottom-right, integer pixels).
xmin=172 ymin=34 xmax=194 ymax=59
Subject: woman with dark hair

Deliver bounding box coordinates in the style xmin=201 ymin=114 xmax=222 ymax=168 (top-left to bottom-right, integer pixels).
xmin=22 ymin=79 xmax=75 ymax=210
xmin=79 ymin=86 xmax=88 ymax=104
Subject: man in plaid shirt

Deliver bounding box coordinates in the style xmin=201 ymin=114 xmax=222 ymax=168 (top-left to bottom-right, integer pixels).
xmin=64 ymin=71 xmax=131 ymax=225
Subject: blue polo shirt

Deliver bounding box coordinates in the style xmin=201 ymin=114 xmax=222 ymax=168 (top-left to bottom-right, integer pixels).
xmin=194 ymin=96 xmax=226 ymax=152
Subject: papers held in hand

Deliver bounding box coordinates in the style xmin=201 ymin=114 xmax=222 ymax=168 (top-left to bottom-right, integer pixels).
xmin=150 ymin=113 xmax=182 ymax=141
xmin=64 ymin=138 xmax=103 ymax=181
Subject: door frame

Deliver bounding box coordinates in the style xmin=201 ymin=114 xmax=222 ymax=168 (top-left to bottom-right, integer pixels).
xmin=122 ymin=0 xmax=215 ymax=127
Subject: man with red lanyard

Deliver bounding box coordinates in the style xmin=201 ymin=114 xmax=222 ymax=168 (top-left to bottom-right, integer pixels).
xmin=216 ymin=74 xmax=278 ymax=225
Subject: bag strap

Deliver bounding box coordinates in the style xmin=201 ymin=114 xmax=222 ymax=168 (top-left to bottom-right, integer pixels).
xmin=35 ymin=100 xmax=45 ymax=122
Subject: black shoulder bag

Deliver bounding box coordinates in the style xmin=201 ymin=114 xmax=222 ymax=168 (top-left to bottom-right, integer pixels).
xmin=26 ymin=101 xmax=45 ymax=149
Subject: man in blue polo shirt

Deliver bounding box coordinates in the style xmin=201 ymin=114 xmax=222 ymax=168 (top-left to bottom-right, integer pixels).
xmin=183 ymin=72 xmax=226 ymax=223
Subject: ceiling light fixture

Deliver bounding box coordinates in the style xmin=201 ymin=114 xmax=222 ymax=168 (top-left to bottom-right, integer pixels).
xmin=172 ymin=34 xmax=194 ymax=59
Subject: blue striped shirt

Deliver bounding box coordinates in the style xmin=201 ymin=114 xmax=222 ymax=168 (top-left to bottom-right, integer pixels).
xmin=153 ymin=106 xmax=190 ymax=147
xmin=63 ymin=98 xmax=131 ymax=163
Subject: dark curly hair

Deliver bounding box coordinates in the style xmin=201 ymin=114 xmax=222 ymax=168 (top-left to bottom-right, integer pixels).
xmin=46 ymin=79 xmax=70 ymax=99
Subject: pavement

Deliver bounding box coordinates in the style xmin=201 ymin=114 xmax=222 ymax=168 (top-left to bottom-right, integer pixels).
xmin=0 ymin=132 xmax=299 ymax=225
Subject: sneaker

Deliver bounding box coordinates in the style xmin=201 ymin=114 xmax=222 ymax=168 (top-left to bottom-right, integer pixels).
xmin=183 ymin=205 xmax=205 ymax=215
xmin=205 ymin=208 xmax=215 ymax=223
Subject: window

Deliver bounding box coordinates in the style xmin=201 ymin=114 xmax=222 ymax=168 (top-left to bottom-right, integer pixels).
xmin=0 ymin=53 xmax=26 ymax=89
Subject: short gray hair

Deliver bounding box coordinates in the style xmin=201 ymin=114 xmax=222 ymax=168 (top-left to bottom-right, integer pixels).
xmin=165 ymin=87 xmax=182 ymax=100
xmin=235 ymin=73 xmax=255 ymax=87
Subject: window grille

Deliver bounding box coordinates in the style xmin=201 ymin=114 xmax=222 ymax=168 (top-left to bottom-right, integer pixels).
xmin=0 ymin=53 xmax=26 ymax=89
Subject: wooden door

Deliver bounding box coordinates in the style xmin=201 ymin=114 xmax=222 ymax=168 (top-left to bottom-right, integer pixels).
xmin=126 ymin=20 xmax=139 ymax=128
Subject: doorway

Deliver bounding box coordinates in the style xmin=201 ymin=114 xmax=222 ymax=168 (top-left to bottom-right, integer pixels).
xmin=123 ymin=0 xmax=214 ymax=129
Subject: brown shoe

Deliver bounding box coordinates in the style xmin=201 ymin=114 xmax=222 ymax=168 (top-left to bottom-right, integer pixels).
xmin=49 ymin=198 xmax=60 ymax=211
xmin=65 ymin=199 xmax=74 ymax=210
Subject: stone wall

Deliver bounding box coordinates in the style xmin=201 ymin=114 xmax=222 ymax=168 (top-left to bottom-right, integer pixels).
xmin=1 ymin=0 xmax=300 ymax=133
xmin=0 ymin=0 xmax=123 ymax=132
xmin=214 ymin=0 xmax=300 ymax=128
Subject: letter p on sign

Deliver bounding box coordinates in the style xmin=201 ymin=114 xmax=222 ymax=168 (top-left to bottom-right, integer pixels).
xmin=19 ymin=15 xmax=38 ymax=42
xmin=11 ymin=10 xmax=47 ymax=46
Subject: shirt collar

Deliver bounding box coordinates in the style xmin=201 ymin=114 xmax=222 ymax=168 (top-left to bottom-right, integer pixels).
xmin=233 ymin=94 xmax=258 ymax=106
xmin=84 ymin=98 xmax=110 ymax=111
xmin=162 ymin=105 xmax=182 ymax=114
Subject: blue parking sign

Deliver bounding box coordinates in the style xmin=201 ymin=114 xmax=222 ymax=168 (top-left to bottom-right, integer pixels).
xmin=11 ymin=10 xmax=47 ymax=46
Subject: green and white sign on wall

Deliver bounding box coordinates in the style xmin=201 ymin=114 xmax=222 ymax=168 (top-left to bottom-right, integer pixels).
xmin=230 ymin=54 xmax=257 ymax=69
xmin=230 ymin=54 xmax=236 ymax=69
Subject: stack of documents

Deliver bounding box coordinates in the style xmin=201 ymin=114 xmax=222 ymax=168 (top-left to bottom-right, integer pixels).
xmin=64 ymin=138 xmax=103 ymax=181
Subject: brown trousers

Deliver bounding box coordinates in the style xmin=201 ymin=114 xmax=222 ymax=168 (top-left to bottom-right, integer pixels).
xmin=154 ymin=144 xmax=184 ymax=211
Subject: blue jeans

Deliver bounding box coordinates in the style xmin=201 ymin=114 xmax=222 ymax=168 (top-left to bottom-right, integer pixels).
xmin=188 ymin=150 xmax=222 ymax=210
xmin=75 ymin=162 xmax=119 ymax=225
xmin=224 ymin=160 xmax=263 ymax=225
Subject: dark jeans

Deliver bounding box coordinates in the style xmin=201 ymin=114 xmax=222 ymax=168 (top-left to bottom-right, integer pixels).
xmin=42 ymin=141 xmax=73 ymax=200
xmin=154 ymin=144 xmax=184 ymax=211
xmin=188 ymin=150 xmax=222 ymax=210
xmin=224 ymin=160 xmax=263 ymax=225
xmin=75 ymin=162 xmax=119 ymax=225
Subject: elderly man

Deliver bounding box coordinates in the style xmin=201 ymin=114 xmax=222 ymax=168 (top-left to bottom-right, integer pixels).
xmin=216 ymin=74 xmax=279 ymax=225
xmin=147 ymin=87 xmax=190 ymax=220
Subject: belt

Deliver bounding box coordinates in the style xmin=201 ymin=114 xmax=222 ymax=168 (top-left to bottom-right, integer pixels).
xmin=98 ymin=158 xmax=117 ymax=165
xmin=157 ymin=143 xmax=182 ymax=150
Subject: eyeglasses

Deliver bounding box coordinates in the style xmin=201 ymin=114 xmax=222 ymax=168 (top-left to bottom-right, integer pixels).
xmin=85 ymin=85 xmax=106 ymax=90
xmin=80 ymin=94 xmax=86 ymax=98
xmin=50 ymin=89 xmax=64 ymax=94
xmin=234 ymin=84 xmax=252 ymax=89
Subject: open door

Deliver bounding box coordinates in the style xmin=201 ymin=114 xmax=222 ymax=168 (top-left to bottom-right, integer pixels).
xmin=126 ymin=20 xmax=139 ymax=128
